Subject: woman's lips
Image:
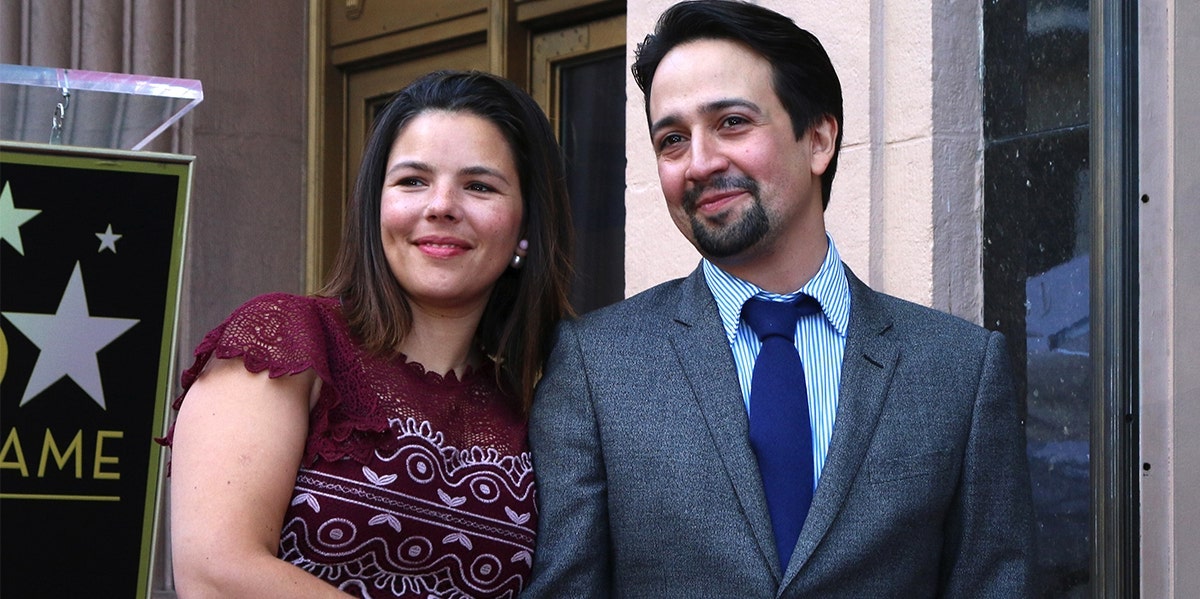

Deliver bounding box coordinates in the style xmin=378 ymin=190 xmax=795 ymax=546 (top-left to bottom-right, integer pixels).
xmin=414 ymin=236 xmax=471 ymax=258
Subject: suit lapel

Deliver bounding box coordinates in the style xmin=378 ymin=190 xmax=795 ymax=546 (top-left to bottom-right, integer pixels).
xmin=669 ymin=267 xmax=780 ymax=580
xmin=783 ymin=267 xmax=899 ymax=587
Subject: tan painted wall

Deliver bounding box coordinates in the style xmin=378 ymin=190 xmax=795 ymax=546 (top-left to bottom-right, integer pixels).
xmin=1140 ymin=0 xmax=1200 ymax=594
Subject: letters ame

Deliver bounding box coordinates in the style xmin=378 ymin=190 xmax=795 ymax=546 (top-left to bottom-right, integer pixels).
xmin=0 ymin=428 xmax=123 ymax=479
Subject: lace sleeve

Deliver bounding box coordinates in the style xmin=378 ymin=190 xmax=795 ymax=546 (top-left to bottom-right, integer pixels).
xmin=180 ymin=293 xmax=334 ymax=390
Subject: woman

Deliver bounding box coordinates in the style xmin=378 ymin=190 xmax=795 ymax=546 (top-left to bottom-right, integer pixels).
xmin=164 ymin=71 xmax=573 ymax=598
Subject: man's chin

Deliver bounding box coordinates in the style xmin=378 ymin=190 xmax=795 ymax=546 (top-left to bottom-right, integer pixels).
xmin=693 ymin=232 xmax=759 ymax=259
xmin=690 ymin=216 xmax=768 ymax=258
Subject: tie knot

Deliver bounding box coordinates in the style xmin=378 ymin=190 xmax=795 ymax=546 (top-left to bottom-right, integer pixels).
xmin=742 ymin=296 xmax=819 ymax=341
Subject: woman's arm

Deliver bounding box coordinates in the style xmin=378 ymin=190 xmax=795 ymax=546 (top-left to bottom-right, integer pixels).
xmin=168 ymin=356 xmax=345 ymax=598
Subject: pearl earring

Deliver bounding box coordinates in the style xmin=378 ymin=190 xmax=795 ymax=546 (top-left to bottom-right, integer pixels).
xmin=510 ymin=239 xmax=529 ymax=269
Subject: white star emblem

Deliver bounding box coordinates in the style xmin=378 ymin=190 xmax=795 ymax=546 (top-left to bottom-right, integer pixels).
xmin=96 ymin=224 xmax=122 ymax=253
xmin=0 ymin=181 xmax=42 ymax=256
xmin=2 ymin=262 xmax=139 ymax=409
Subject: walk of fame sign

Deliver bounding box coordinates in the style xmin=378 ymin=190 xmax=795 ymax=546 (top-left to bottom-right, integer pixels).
xmin=1 ymin=141 xmax=191 ymax=597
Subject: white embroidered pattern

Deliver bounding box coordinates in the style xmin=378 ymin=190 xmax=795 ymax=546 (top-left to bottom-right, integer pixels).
xmin=278 ymin=418 xmax=535 ymax=599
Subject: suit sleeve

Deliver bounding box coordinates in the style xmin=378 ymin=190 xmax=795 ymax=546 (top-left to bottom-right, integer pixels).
xmin=939 ymin=330 xmax=1037 ymax=597
xmin=522 ymin=320 xmax=612 ymax=598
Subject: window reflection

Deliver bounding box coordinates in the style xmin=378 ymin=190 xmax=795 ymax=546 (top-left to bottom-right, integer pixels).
xmin=983 ymin=0 xmax=1091 ymax=596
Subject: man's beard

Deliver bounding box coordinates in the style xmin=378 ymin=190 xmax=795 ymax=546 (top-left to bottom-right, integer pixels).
xmin=682 ymin=175 xmax=769 ymax=258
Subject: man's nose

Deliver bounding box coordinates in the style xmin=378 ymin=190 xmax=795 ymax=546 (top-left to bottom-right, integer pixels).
xmin=685 ymin=134 xmax=729 ymax=182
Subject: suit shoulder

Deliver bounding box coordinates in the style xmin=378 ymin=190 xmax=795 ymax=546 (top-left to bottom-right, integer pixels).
xmin=864 ymin=288 xmax=998 ymax=344
xmin=573 ymin=277 xmax=689 ymax=325
xmin=853 ymin=287 xmax=1012 ymax=383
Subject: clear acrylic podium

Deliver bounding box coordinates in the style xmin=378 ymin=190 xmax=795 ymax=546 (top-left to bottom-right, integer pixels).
xmin=0 ymin=64 xmax=203 ymax=150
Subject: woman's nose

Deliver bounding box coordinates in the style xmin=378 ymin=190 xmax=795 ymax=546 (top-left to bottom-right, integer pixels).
xmin=424 ymin=185 xmax=462 ymax=221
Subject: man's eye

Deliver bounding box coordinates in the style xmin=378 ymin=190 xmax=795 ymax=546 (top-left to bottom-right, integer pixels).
xmin=722 ymin=115 xmax=747 ymax=128
xmin=659 ymin=133 xmax=684 ymax=150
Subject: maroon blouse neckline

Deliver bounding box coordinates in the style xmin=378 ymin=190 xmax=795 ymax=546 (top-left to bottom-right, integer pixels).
xmin=392 ymin=351 xmax=491 ymax=386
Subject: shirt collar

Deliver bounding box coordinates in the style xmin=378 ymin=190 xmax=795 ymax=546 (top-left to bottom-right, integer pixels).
xmin=703 ymin=233 xmax=851 ymax=344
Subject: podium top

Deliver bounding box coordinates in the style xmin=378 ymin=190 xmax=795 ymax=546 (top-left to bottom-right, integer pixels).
xmin=0 ymin=64 xmax=204 ymax=151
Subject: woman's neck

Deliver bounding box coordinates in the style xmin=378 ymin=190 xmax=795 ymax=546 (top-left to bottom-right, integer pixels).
xmin=397 ymin=303 xmax=486 ymax=379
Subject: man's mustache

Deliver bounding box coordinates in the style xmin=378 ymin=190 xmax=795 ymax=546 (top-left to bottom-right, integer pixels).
xmin=682 ymin=175 xmax=760 ymax=212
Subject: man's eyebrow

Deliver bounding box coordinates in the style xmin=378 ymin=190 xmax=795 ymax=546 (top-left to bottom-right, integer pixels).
xmin=650 ymin=114 xmax=682 ymax=138
xmin=705 ymin=98 xmax=762 ymax=115
xmin=649 ymin=98 xmax=763 ymax=137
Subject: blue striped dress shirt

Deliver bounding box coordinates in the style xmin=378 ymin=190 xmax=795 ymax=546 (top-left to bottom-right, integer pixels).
xmin=702 ymin=234 xmax=851 ymax=484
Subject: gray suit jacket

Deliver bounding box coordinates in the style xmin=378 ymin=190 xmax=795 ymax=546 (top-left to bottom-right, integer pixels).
xmin=524 ymin=265 xmax=1035 ymax=598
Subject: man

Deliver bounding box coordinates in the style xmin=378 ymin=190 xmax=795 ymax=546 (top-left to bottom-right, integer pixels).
xmin=524 ymin=1 xmax=1035 ymax=597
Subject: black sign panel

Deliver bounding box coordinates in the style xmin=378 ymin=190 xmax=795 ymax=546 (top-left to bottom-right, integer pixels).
xmin=0 ymin=142 xmax=190 ymax=598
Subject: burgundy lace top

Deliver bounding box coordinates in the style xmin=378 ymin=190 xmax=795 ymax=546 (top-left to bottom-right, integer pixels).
xmin=166 ymin=293 xmax=537 ymax=598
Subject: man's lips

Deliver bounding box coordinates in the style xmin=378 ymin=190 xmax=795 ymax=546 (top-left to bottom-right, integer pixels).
xmin=692 ymin=190 xmax=747 ymax=215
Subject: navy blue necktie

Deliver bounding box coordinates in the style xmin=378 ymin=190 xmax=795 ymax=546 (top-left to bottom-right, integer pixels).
xmin=743 ymin=295 xmax=820 ymax=572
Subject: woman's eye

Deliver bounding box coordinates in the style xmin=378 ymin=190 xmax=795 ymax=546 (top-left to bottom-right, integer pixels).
xmin=466 ymin=182 xmax=495 ymax=193
xmin=397 ymin=177 xmax=425 ymax=187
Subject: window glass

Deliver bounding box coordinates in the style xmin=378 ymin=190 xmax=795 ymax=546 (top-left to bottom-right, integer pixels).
xmin=983 ymin=0 xmax=1091 ymax=595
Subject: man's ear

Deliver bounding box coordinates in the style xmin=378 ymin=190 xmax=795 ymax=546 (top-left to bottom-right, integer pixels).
xmin=808 ymin=114 xmax=838 ymax=177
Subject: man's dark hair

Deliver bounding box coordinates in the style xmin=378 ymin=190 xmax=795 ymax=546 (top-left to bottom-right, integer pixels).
xmin=632 ymin=0 xmax=844 ymax=207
